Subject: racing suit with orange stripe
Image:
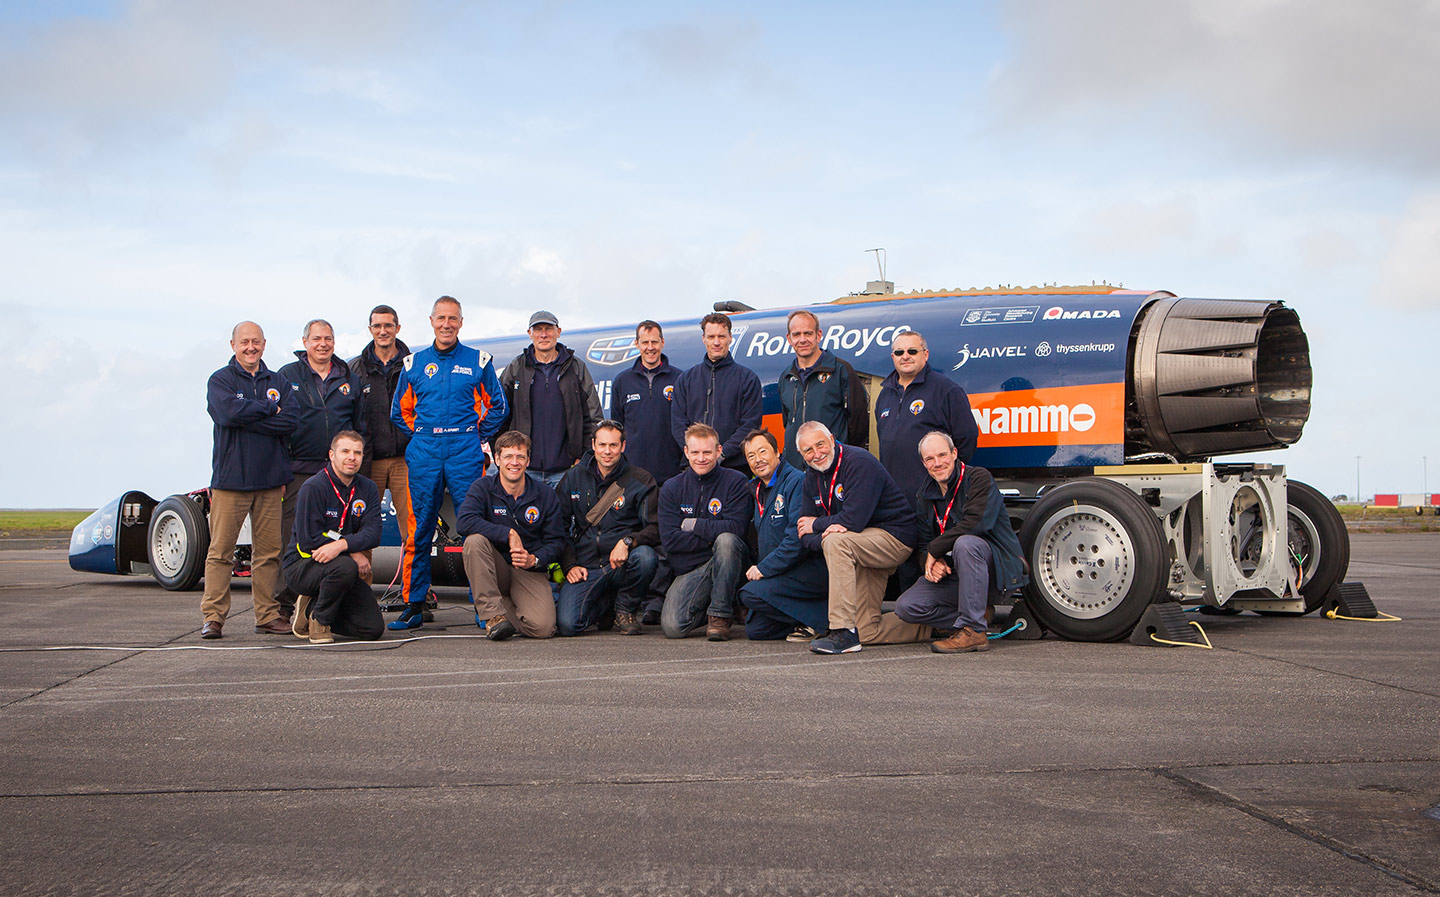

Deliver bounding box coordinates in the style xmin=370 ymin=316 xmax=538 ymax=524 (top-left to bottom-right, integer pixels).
xmin=390 ymin=341 xmax=508 ymax=609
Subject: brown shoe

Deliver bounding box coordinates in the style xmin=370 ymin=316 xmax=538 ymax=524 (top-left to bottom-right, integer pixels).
xmin=706 ymin=615 xmax=731 ymax=641
xmin=200 ymin=621 xmax=223 ymax=640
xmin=292 ymin=595 xmax=312 ymax=639
xmin=254 ymin=617 xmax=292 ymax=635
xmin=616 ymin=611 xmax=642 ymax=636
xmin=308 ymin=618 xmax=334 ymax=645
xmin=931 ymin=627 xmax=989 ymax=654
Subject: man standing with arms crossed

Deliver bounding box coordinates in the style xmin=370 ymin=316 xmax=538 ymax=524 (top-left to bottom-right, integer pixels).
xmin=389 ymin=296 xmax=509 ymax=630
xmin=200 ymin=321 xmax=297 ymax=639
xmin=777 ymin=310 xmax=868 ymax=468
xmin=350 ymin=305 xmax=413 ymax=594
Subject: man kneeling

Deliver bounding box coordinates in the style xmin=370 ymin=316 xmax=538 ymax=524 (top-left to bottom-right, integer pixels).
xmin=458 ymin=431 xmax=564 ymax=640
xmin=895 ymin=431 xmax=1028 ymax=653
xmin=283 ymin=430 xmax=385 ymax=643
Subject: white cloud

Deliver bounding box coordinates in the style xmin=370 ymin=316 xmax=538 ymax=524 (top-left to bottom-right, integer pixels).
xmin=1371 ymin=192 xmax=1440 ymax=308
xmin=992 ymin=0 xmax=1440 ymax=173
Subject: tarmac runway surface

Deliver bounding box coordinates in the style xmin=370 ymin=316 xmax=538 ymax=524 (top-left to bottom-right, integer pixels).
xmin=1 ymin=533 xmax=1436 ymax=896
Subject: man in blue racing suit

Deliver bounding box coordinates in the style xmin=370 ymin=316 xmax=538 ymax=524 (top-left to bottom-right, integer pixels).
xmin=388 ymin=295 xmax=508 ymax=629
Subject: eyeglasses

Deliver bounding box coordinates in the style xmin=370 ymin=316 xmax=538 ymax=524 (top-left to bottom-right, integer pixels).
xmin=596 ymin=419 xmax=625 ymax=435
xmin=892 ymin=348 xmax=922 ymax=356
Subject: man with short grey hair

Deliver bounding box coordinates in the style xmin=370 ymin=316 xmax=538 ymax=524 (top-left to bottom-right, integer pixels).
xmin=276 ymin=318 xmax=366 ymax=618
xmin=500 ymin=310 xmax=603 ymax=489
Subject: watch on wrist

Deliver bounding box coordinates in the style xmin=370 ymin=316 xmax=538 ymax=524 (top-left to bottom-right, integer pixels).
xmin=622 ymin=536 xmax=635 ymax=548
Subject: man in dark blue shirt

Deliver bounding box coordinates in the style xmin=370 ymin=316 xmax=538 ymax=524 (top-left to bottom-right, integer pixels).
xmin=281 ymin=431 xmax=385 ymax=643
xmin=795 ymin=422 xmax=930 ymax=655
xmin=611 ymin=320 xmax=683 ymax=485
xmin=736 ymin=429 xmax=828 ymax=641
xmin=670 ymin=313 xmax=763 ymax=473
xmin=457 ymin=431 xmax=565 ymax=640
xmin=874 ymin=329 xmax=978 ymax=503
xmin=658 ymin=423 xmax=751 ymax=640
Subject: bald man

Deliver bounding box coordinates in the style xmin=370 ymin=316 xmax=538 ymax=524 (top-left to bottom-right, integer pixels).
xmin=200 ymin=321 xmax=298 ymax=639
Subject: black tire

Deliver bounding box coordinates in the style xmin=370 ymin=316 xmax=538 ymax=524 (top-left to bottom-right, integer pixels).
xmin=1257 ymin=479 xmax=1350 ymax=615
xmin=1019 ymin=479 xmax=1168 ymax=641
xmin=147 ymin=495 xmax=209 ymax=591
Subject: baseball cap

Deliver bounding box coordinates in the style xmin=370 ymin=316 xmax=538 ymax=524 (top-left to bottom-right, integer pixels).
xmin=529 ymin=310 xmax=560 ymax=328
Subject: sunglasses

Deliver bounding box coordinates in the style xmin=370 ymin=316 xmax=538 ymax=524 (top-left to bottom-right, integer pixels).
xmin=892 ymin=347 xmax=922 ymax=356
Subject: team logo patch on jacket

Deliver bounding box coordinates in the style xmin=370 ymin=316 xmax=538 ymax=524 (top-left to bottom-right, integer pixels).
xmin=835 ymin=484 xmax=845 ymax=501
xmin=425 ymin=363 xmax=439 ymax=378
xmin=613 ymin=496 xmax=625 ymax=510
xmin=340 ymin=383 xmax=351 ymax=395
xmin=664 ymin=385 xmax=675 ymax=401
xmin=909 ymin=399 xmax=925 ymax=415
xmin=266 ymin=388 xmax=280 ymax=402
xmin=707 ymin=498 xmax=722 ymax=515
xmin=774 ymin=494 xmax=785 ymax=511
xmin=818 ymin=373 xmax=831 ymax=383
xmin=524 ymin=506 xmax=539 ymax=523
xmin=352 ymin=500 xmax=366 ymax=516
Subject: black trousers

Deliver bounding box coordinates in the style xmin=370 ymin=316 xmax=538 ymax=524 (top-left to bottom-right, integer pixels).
xmin=282 ymin=554 xmax=384 ymax=641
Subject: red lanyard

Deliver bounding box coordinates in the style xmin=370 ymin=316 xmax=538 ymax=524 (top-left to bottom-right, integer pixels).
xmin=934 ymin=463 xmax=965 ymax=531
xmin=324 ymin=469 xmax=356 ymax=532
xmin=754 ymin=481 xmax=766 ymax=518
xmin=817 ymin=445 xmax=844 ymax=515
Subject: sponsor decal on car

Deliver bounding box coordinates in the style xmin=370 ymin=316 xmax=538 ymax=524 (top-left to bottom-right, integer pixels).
xmin=587 ymin=336 xmax=641 ymax=366
xmin=962 ymin=306 xmax=1040 ymax=326
xmin=1043 ymin=306 xmax=1122 ymax=321
xmin=968 ymin=382 xmax=1124 ymax=447
xmin=952 ymin=344 xmax=1028 ymax=369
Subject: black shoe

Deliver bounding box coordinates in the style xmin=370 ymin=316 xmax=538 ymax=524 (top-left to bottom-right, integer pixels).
xmin=641 ymin=609 xmax=661 ymax=626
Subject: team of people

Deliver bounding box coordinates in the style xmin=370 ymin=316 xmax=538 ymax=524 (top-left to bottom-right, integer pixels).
xmin=201 ymin=300 xmax=1026 ymax=655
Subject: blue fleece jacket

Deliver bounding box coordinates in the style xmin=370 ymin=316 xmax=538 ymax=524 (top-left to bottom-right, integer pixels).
xmin=207 ymin=357 xmax=298 ymax=491
xmin=455 ymin=474 xmax=566 ymax=569
xmin=612 ymin=354 xmax=683 ymax=484
xmin=658 ymin=464 xmax=751 ymax=575
xmin=752 ymin=461 xmax=814 ymax=578
xmin=874 ymin=364 xmax=978 ymax=503
xmin=799 ymin=443 xmax=918 ymax=551
xmin=669 ymin=352 xmax=763 ymax=471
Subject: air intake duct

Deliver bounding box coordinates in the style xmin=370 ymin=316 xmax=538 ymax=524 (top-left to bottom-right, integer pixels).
xmin=1129 ymin=297 xmax=1312 ymax=459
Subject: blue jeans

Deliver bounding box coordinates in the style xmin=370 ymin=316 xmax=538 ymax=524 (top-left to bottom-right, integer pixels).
xmin=526 ymin=469 xmax=567 ymax=490
xmin=555 ymin=546 xmax=659 ymax=636
xmin=894 ymin=535 xmax=993 ymax=633
xmin=661 ymin=532 xmax=747 ymax=638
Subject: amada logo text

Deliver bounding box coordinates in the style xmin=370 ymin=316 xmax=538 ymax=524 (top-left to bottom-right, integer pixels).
xmin=1044 ymin=306 xmax=1122 ymax=321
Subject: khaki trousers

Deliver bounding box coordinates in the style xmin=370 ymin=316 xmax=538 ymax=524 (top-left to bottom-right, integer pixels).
xmin=461 ymin=534 xmax=556 ymax=638
xmin=821 ymin=528 xmax=931 ymax=644
xmin=360 ymin=456 xmax=413 ymax=585
xmin=201 ymin=487 xmax=283 ymax=625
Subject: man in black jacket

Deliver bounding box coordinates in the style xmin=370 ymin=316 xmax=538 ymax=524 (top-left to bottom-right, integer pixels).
xmin=778 ymin=310 xmax=869 ymax=467
xmin=276 ymin=318 xmax=366 ymax=617
xmin=896 ymin=431 xmax=1028 ymax=654
xmin=349 ymin=305 xmax=412 ymax=588
xmin=282 ymin=431 xmax=385 ymax=644
xmin=499 ymin=310 xmax=603 ymax=489
xmin=874 ymin=329 xmax=978 ymax=503
xmin=555 ymin=421 xmax=661 ymax=636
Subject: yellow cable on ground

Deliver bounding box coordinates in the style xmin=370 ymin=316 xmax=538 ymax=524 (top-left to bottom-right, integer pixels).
xmin=1324 ymin=609 xmax=1402 ymax=622
xmin=1148 ymin=620 xmax=1213 ymax=649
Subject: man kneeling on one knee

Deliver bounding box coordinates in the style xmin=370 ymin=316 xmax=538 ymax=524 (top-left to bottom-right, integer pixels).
xmin=796 ymin=421 xmax=929 ymax=655
xmin=658 ymin=423 xmax=751 ymax=640
xmin=458 ymin=431 xmax=564 ymax=640
xmin=283 ymin=430 xmax=385 ymax=644
xmin=895 ymin=431 xmax=1028 ymax=653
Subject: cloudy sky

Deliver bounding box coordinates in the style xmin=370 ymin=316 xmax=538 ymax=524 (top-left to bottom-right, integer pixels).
xmin=4 ymin=0 xmax=1438 ymax=507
